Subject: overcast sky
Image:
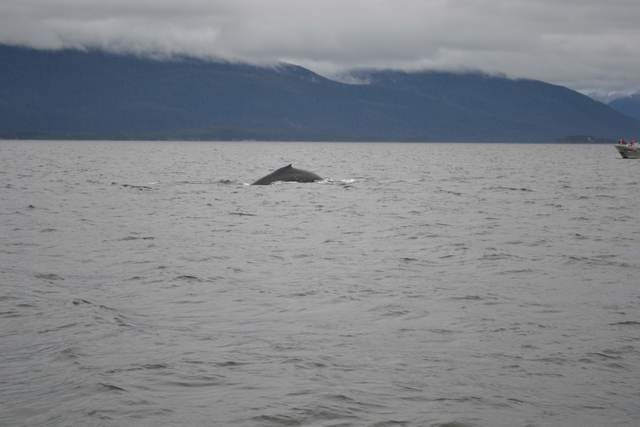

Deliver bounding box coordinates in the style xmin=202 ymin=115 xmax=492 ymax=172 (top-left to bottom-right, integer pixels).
xmin=1 ymin=0 xmax=639 ymax=98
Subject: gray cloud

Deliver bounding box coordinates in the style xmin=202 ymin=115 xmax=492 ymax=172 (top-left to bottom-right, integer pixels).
xmin=1 ymin=0 xmax=639 ymax=97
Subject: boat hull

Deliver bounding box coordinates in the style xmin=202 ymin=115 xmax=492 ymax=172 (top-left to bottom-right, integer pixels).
xmin=615 ymin=145 xmax=640 ymax=159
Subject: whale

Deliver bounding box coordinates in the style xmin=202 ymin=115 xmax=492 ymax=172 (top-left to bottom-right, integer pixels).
xmin=252 ymin=164 xmax=322 ymax=185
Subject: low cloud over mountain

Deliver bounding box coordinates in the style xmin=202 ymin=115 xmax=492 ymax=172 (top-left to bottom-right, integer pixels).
xmin=1 ymin=0 xmax=640 ymax=96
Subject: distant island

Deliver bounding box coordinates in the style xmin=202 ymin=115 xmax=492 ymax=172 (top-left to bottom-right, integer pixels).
xmin=1 ymin=44 xmax=639 ymax=142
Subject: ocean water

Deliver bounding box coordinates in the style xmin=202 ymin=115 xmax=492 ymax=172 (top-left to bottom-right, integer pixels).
xmin=1 ymin=140 xmax=639 ymax=427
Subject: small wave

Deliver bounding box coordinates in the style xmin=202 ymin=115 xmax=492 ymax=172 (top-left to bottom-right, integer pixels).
xmin=215 ymin=360 xmax=248 ymax=368
xmin=609 ymin=320 xmax=640 ymax=326
xmin=370 ymin=303 xmax=411 ymax=317
xmin=252 ymin=414 xmax=301 ymax=425
xmin=0 ymin=310 xmax=21 ymax=318
xmin=99 ymin=383 xmax=127 ymax=392
xmin=430 ymin=421 xmax=478 ymax=427
xmin=38 ymin=322 xmax=78 ymax=334
xmin=287 ymin=290 xmax=317 ymax=297
xmin=296 ymin=360 xmax=328 ymax=369
xmin=371 ymin=420 xmax=410 ymax=426
xmin=229 ymin=211 xmax=257 ymax=216
xmin=113 ymin=315 xmax=133 ymax=327
xmin=106 ymin=363 xmax=169 ymax=374
xmin=119 ymin=235 xmax=155 ymax=241
xmin=487 ymin=185 xmax=534 ymax=192
xmin=173 ymin=299 xmax=205 ymax=305
xmin=113 ymin=182 xmax=154 ymax=191
xmin=35 ymin=272 xmax=64 ymax=281
xmin=324 ymin=393 xmax=358 ymax=403
xmin=479 ymin=252 xmax=521 ymax=261
xmin=174 ymin=275 xmax=204 ymax=282
xmin=564 ymin=255 xmax=631 ymax=268
xmin=433 ymin=396 xmax=483 ymax=403
xmin=87 ymin=409 xmax=117 ymax=421
xmin=570 ymin=216 xmax=590 ymax=221
xmin=163 ymin=375 xmax=225 ymax=388
xmin=142 ymin=363 xmax=169 ymax=370
xmin=16 ymin=302 xmax=34 ymax=308
xmin=58 ymin=347 xmax=82 ymax=360
xmin=428 ymin=328 xmax=459 ymax=335
xmin=438 ymin=189 xmax=463 ymax=196
xmin=530 ymin=356 xmax=567 ymax=366
xmin=586 ymin=352 xmax=621 ymax=360
xmin=450 ymin=295 xmax=485 ymax=301
xmin=6 ymin=242 xmax=38 ymax=249
xmin=504 ymin=240 xmax=524 ymax=245
xmin=295 ymin=402 xmax=359 ymax=425
xmin=581 ymin=404 xmax=608 ymax=410
xmin=497 ymin=268 xmax=535 ymax=275
xmin=70 ymin=298 xmax=132 ymax=328
xmin=177 ymin=179 xmax=238 ymax=185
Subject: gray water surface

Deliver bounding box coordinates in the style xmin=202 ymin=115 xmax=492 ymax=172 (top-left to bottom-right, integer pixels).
xmin=1 ymin=141 xmax=639 ymax=426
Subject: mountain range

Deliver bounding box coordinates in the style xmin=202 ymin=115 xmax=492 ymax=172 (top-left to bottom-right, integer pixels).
xmin=1 ymin=44 xmax=639 ymax=142
xmin=609 ymin=94 xmax=640 ymax=121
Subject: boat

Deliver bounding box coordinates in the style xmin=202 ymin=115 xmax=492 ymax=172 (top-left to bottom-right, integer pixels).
xmin=615 ymin=143 xmax=640 ymax=159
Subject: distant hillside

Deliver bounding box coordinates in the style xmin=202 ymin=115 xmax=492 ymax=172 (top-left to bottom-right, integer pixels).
xmin=609 ymin=94 xmax=640 ymax=121
xmin=1 ymin=44 xmax=638 ymax=142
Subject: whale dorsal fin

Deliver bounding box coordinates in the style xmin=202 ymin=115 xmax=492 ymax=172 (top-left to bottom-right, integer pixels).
xmin=285 ymin=164 xmax=292 ymax=168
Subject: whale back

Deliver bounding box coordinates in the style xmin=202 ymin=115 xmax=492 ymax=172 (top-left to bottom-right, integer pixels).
xmin=252 ymin=164 xmax=322 ymax=185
